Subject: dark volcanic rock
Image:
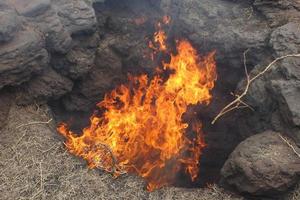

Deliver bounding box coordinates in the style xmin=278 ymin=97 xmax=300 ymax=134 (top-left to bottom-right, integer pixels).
xmin=54 ymin=0 xmax=97 ymax=35
xmin=237 ymin=22 xmax=300 ymax=143
xmin=24 ymin=3 xmax=72 ymax=54
xmin=177 ymin=0 xmax=271 ymax=58
xmin=95 ymin=36 xmax=123 ymax=72
xmin=0 ymin=28 xmax=49 ymax=89
xmin=57 ymin=48 xmax=96 ymax=79
xmin=271 ymin=80 xmax=300 ymax=125
xmin=51 ymin=33 xmax=100 ymax=79
xmin=16 ymin=68 xmax=73 ymax=105
xmin=0 ymin=0 xmax=99 ymax=104
xmin=13 ymin=0 xmax=51 ymax=17
xmin=221 ymin=130 xmax=300 ymax=196
xmin=0 ymin=7 xmax=20 ymax=43
xmin=0 ymin=89 xmax=14 ymax=129
xmin=62 ymin=67 xmax=120 ymax=111
xmin=270 ymin=22 xmax=300 ymax=56
xmin=254 ymin=0 xmax=300 ymax=27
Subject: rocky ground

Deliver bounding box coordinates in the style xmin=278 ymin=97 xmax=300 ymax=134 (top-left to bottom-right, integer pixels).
xmin=0 ymin=0 xmax=300 ymax=199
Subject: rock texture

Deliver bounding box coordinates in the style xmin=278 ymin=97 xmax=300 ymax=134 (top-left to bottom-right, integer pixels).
xmin=16 ymin=68 xmax=73 ymax=105
xmin=0 ymin=0 xmax=99 ymax=102
xmin=26 ymin=3 xmax=72 ymax=54
xmin=270 ymin=22 xmax=300 ymax=56
xmin=0 ymin=6 xmax=20 ymax=43
xmin=0 ymin=28 xmax=49 ymax=89
xmin=254 ymin=0 xmax=300 ymax=27
xmin=51 ymin=33 xmax=100 ymax=79
xmin=13 ymin=0 xmax=51 ymax=17
xmin=221 ymin=130 xmax=300 ymax=197
xmin=237 ymin=22 xmax=300 ymax=144
xmin=54 ymin=0 xmax=97 ymax=35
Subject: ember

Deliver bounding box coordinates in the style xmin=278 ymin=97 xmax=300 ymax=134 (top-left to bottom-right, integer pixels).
xmin=58 ymin=18 xmax=217 ymax=191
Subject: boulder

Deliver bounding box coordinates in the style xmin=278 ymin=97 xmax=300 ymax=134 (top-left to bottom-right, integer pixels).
xmin=54 ymin=0 xmax=97 ymax=35
xmin=0 ymin=28 xmax=49 ymax=89
xmin=16 ymin=68 xmax=73 ymax=105
xmin=221 ymin=130 xmax=300 ymax=196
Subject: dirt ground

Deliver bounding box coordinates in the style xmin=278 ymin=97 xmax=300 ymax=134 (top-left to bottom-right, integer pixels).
xmin=0 ymin=104 xmax=297 ymax=200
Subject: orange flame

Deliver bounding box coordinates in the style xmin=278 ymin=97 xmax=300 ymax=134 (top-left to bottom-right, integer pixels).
xmin=58 ymin=19 xmax=217 ymax=191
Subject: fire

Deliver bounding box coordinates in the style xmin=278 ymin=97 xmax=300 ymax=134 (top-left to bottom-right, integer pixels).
xmin=58 ymin=19 xmax=217 ymax=191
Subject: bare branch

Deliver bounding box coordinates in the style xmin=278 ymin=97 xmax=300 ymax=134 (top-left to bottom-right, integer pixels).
xmin=278 ymin=134 xmax=300 ymax=159
xmin=212 ymin=53 xmax=300 ymax=124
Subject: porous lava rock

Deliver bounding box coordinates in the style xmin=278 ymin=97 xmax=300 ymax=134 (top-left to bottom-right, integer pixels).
xmin=24 ymin=3 xmax=73 ymax=54
xmin=0 ymin=0 xmax=98 ymax=102
xmin=0 ymin=28 xmax=49 ymax=89
xmin=50 ymin=33 xmax=100 ymax=80
xmin=221 ymin=130 xmax=300 ymax=196
xmin=16 ymin=68 xmax=73 ymax=105
xmin=253 ymin=0 xmax=300 ymax=27
xmin=0 ymin=5 xmax=20 ymax=43
xmin=53 ymin=0 xmax=97 ymax=35
xmin=236 ymin=22 xmax=300 ymax=144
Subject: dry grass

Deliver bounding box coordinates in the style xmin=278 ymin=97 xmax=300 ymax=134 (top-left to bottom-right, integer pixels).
xmin=0 ymin=104 xmax=243 ymax=200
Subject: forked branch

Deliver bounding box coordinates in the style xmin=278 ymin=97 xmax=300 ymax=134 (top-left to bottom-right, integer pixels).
xmin=212 ymin=53 xmax=300 ymax=124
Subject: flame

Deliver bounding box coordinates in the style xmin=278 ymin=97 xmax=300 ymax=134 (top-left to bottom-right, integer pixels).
xmin=149 ymin=16 xmax=170 ymax=52
xmin=58 ymin=19 xmax=217 ymax=191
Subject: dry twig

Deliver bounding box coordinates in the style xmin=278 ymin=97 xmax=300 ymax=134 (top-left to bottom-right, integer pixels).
xmin=16 ymin=118 xmax=53 ymax=129
xmin=40 ymin=162 xmax=44 ymax=191
xmin=212 ymin=53 xmax=300 ymax=124
xmin=278 ymin=134 xmax=300 ymax=159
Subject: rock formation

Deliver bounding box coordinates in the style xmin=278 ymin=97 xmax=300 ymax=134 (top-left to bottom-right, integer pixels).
xmin=221 ymin=131 xmax=300 ymax=197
